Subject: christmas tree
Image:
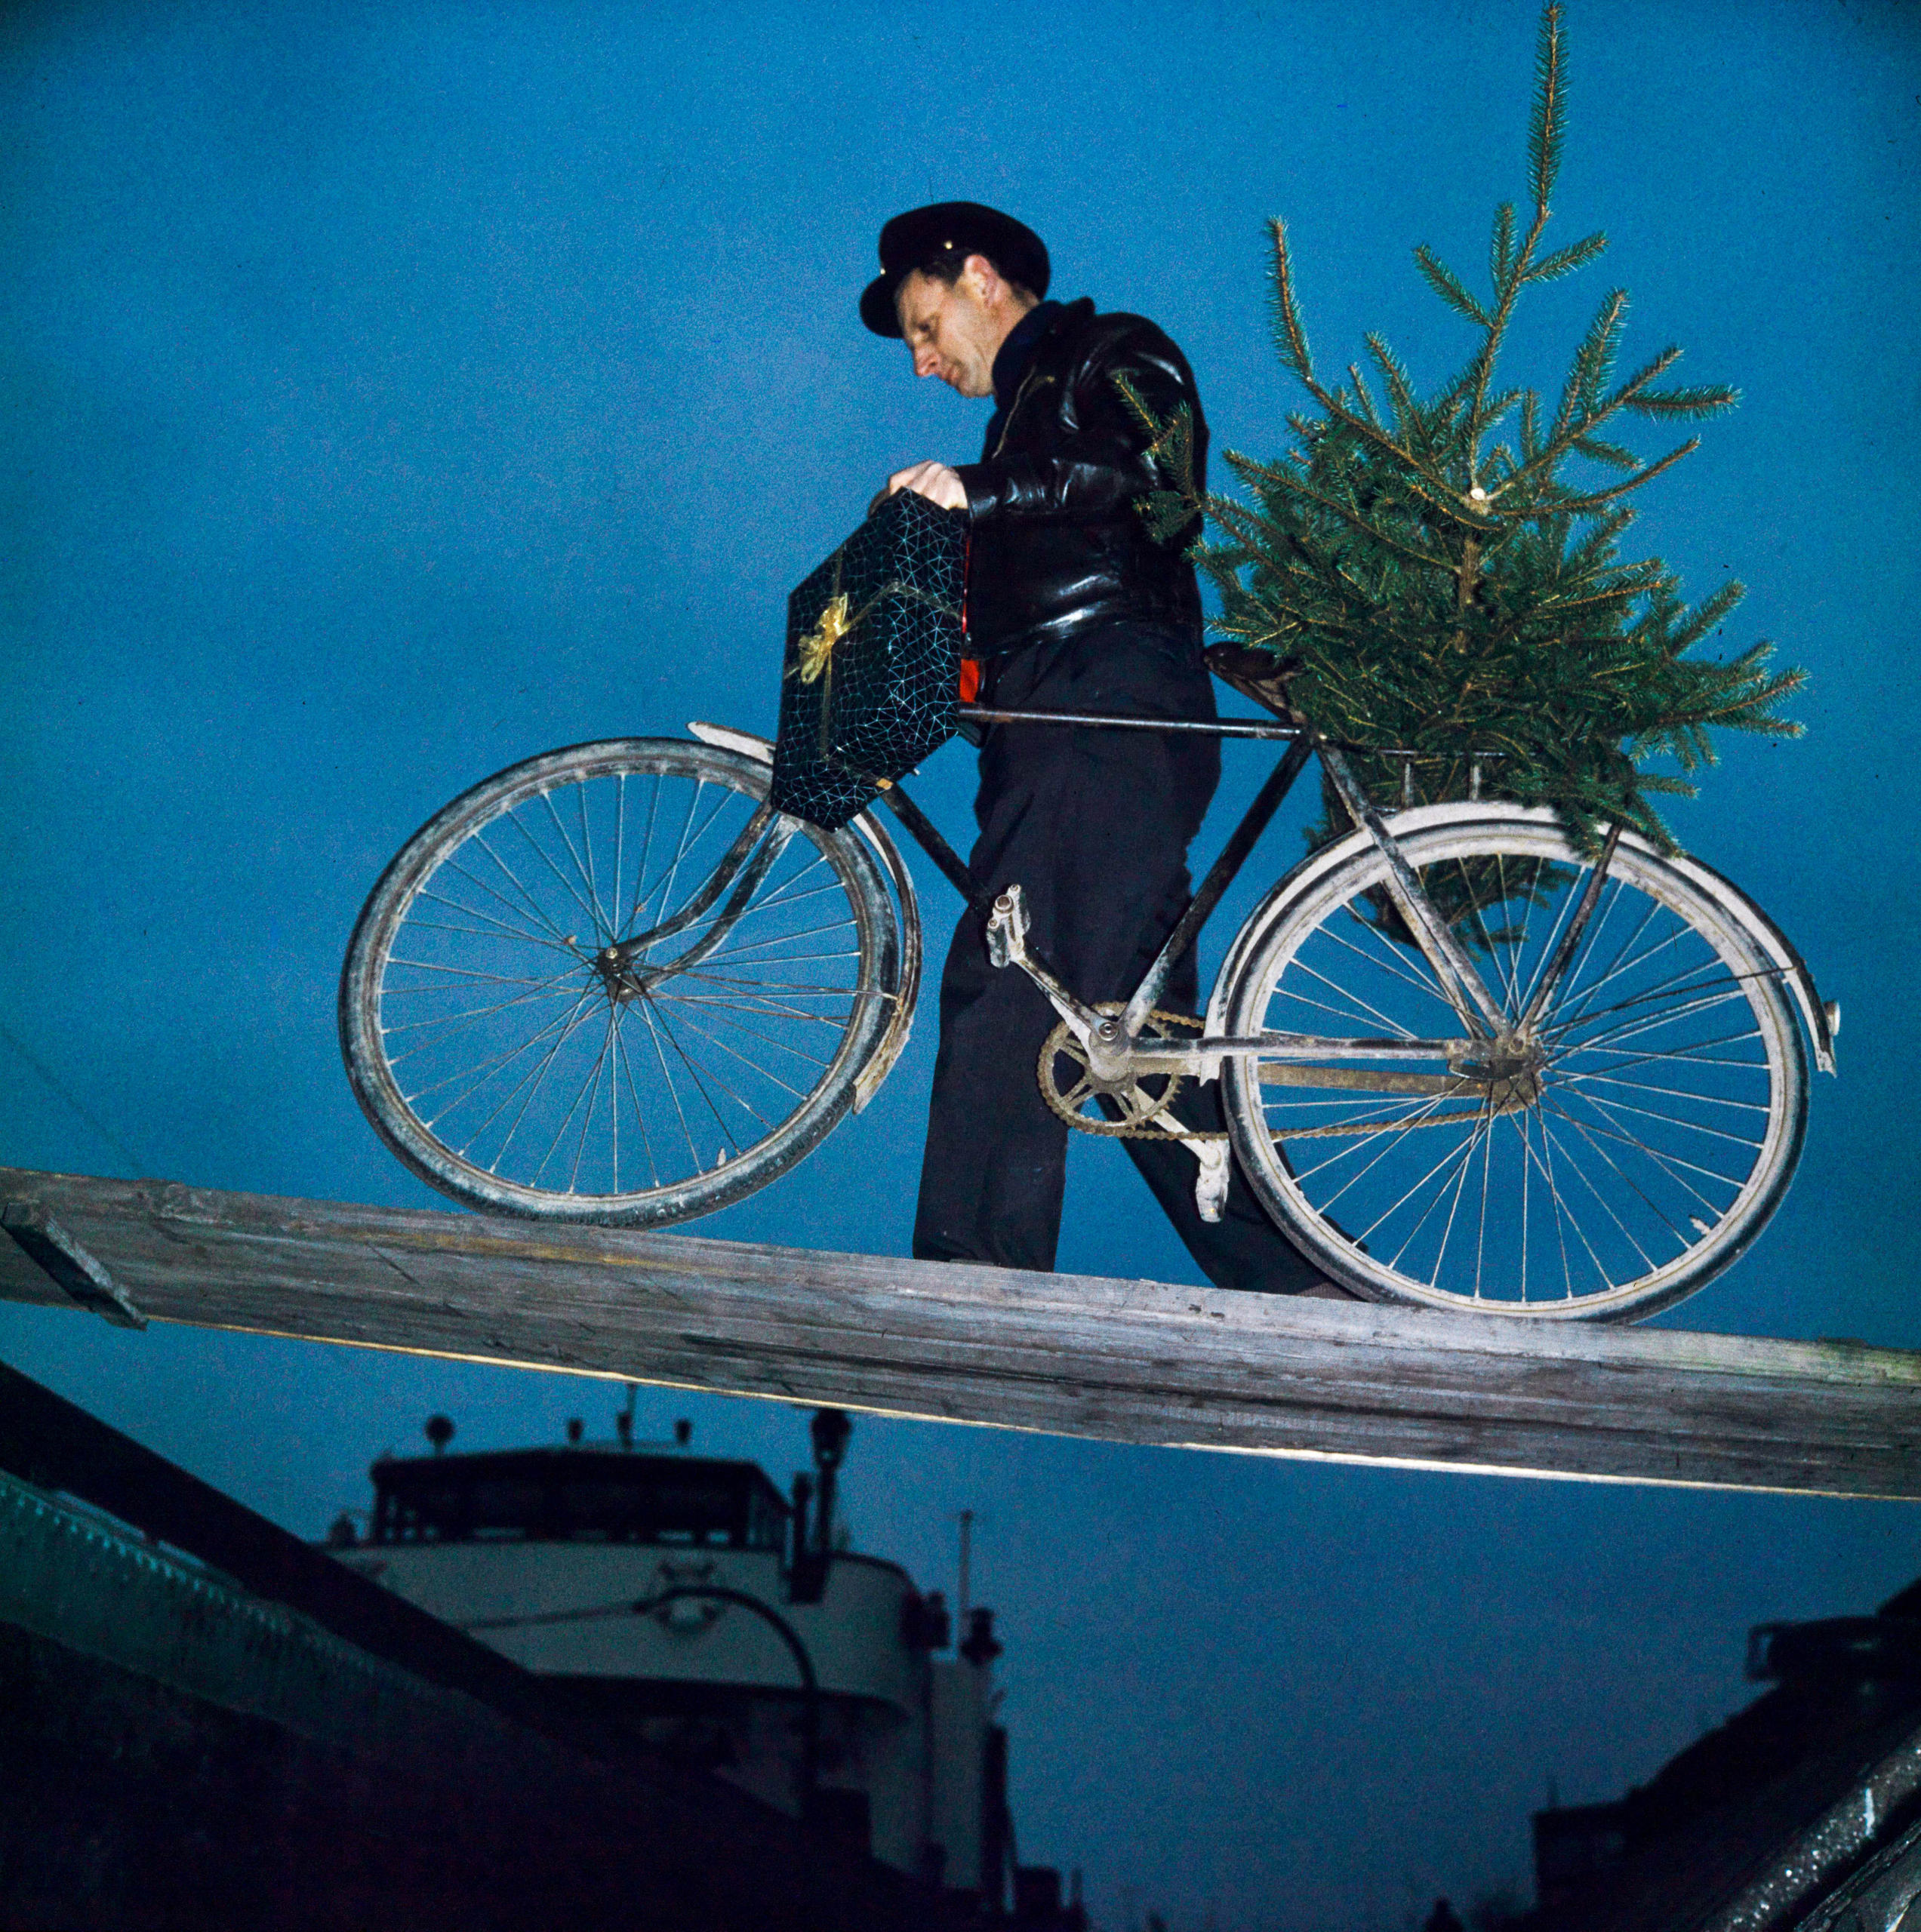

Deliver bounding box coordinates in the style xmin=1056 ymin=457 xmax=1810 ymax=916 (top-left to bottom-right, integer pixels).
xmin=1119 ymin=2 xmax=1803 ymax=860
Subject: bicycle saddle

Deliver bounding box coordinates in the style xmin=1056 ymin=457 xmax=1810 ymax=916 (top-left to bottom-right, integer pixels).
xmin=1203 ymin=642 xmax=1306 ymax=724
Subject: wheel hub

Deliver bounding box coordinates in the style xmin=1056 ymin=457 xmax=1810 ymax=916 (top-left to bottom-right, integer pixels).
xmin=591 ymin=941 xmax=649 ymax=1004
xmin=1450 ymin=1035 xmax=1547 ymax=1114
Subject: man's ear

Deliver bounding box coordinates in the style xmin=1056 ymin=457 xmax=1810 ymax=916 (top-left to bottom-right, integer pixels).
xmin=959 ymin=254 xmax=1003 ymax=306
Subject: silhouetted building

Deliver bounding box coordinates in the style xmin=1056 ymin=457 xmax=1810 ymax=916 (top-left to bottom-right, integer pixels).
xmin=1528 ymin=1574 xmax=1921 ymax=1930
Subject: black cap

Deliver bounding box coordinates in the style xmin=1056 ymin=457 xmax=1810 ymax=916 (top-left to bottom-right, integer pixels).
xmin=860 ymin=201 xmax=1050 ymax=338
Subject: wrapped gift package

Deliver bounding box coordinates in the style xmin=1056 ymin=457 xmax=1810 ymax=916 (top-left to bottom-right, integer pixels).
xmin=769 ymin=490 xmax=968 ymax=830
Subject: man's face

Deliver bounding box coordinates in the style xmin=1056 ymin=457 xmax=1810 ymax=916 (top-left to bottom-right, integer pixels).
xmin=894 ymin=263 xmax=1003 ymax=398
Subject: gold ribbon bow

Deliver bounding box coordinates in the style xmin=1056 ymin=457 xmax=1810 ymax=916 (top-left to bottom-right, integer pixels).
xmin=797 ymin=592 xmax=852 ymax=685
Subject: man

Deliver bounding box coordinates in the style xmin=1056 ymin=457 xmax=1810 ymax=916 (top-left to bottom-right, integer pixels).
xmin=862 ymin=201 xmax=1330 ymax=1294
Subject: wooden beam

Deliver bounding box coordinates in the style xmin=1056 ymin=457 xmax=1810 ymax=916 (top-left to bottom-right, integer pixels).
xmin=2 ymin=1166 xmax=1916 ymax=1500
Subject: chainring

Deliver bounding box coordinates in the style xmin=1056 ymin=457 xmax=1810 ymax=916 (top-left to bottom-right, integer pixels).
xmin=1037 ymin=1003 xmax=1216 ymax=1140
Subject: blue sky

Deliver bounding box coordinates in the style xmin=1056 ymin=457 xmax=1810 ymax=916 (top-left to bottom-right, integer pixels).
xmin=2 ymin=2 xmax=1918 ymax=1924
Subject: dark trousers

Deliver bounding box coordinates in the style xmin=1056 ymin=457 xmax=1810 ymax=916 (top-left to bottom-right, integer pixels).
xmin=910 ymin=621 xmax=1325 ymax=1292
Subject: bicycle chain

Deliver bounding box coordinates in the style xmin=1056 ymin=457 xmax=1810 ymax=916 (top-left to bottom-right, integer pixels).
xmin=1037 ymin=1004 xmax=1227 ymax=1142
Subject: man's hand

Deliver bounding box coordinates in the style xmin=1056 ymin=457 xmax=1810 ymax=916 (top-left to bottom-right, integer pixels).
xmin=869 ymin=460 xmax=968 ymax=517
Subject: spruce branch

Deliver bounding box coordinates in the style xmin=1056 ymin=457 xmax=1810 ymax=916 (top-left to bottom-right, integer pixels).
xmin=1525 ymin=229 xmax=1608 ymax=284
xmin=1267 ymin=219 xmax=1317 ymax=384
xmin=1415 ymin=245 xmax=1493 ymax=325
xmin=1528 ymin=5 xmax=1569 ymax=214
xmin=1550 ymin=436 xmax=1702 ymax=512
xmin=1490 ymin=203 xmax=1517 ymax=288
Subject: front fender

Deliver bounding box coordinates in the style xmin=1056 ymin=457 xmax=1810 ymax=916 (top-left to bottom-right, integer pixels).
xmin=688 ymin=721 xmax=923 ymax=1108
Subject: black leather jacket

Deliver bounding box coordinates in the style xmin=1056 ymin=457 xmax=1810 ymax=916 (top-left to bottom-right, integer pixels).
xmin=954 ymin=297 xmax=1209 ymax=659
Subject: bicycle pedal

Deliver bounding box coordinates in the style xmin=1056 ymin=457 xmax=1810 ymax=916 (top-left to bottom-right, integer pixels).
xmin=985 ymin=883 xmax=1030 ymax=969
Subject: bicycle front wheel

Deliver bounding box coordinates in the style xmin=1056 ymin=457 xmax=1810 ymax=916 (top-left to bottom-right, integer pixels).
xmin=340 ymin=739 xmax=900 ymax=1224
xmin=1218 ymin=807 xmax=1807 ymax=1320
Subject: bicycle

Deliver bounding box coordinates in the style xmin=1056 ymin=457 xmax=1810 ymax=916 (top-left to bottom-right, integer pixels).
xmin=338 ymin=658 xmax=1836 ymax=1323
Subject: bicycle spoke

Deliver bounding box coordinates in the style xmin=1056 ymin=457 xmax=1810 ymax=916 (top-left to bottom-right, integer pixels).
xmin=1528 ymin=1106 xmax=1582 ymax=1299
xmin=386 ymin=956 xmax=566 ymax=987
xmin=1318 ymin=913 xmax=1455 ymax=1018
xmin=533 ymin=1010 xmax=616 ymax=1191
xmin=471 ymin=826 xmax=595 ymax=949
xmin=635 ymin=995 xmax=707 ymax=1173
xmin=1559 ymin=986 xmax=1754 ymax=1058
xmin=648 ymin=997 xmax=815 ymax=1102
xmin=1547 ymin=912 xmax=1699 ymax=1034
xmin=438 ymin=851 xmax=576 ymax=950
xmin=1548 ymin=1091 xmax=1733 ymax=1225
xmin=406 ymin=992 xmax=591 ymax=1109
xmin=1550 ymin=1087 xmax=1749 ymax=1198
xmin=576 ymin=773 xmax=604 ymax=943
xmin=467 ymin=987 xmax=602 ymax=1168
xmin=1295 ymin=1088 xmax=1459 ymax=1198
xmin=1548 ymin=964 xmax=1783 ymax=1049
xmin=1542 ymin=1096 xmax=1697 ymax=1260
xmin=535 ymin=787 xmax=605 ymax=948
xmin=1427 ymin=1103 xmax=1493 ymax=1291
xmin=414 ymin=886 xmax=580 ymax=952
xmin=508 ymin=808 xmax=609 ymax=943
xmin=1548 ymin=886 xmax=1661 ymax=1026
xmin=1280 ymin=952 xmax=1427 ymax=1040
xmin=1369 ymin=1119 xmax=1488 ymax=1260
xmin=614 ymin=1023 xmax=660 ymax=1191
xmin=383 ymin=963 xmax=585 ymax=1048
xmin=1543 ymin=1106 xmax=1660 ymax=1282
xmin=644 ymin=996 xmax=770 ymax=1146
xmin=1516 ymin=863 xmax=1612 ymax=1022
xmin=632 ymin=780 xmax=729 ymax=945
xmin=1550 ymin=1081 xmax=1769 ymax=1152
xmin=646 ymin=990 xmax=839 ymax=1074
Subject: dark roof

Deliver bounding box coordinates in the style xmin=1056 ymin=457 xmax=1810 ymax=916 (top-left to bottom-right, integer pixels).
xmin=374 ymin=1445 xmax=787 ymax=1501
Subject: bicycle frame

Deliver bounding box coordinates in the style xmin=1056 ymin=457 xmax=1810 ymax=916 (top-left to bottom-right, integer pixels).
xmin=876 ymin=706 xmax=1522 ymax=1094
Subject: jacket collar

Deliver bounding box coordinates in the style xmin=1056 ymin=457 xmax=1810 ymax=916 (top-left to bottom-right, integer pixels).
xmin=990 ymin=297 xmax=1094 ymax=401
xmin=990 ymin=300 xmax=1060 ymax=407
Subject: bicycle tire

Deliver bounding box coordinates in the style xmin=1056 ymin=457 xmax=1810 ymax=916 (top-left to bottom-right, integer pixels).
xmin=340 ymin=738 xmax=900 ymax=1225
xmin=1216 ymin=805 xmax=1808 ymax=1320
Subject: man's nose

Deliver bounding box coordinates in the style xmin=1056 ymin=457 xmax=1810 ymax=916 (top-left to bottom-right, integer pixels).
xmin=912 ymin=344 xmax=940 ymax=378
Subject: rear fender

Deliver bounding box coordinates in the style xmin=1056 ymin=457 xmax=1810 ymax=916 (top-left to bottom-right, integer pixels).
xmin=1205 ymin=801 xmax=1835 ymax=1075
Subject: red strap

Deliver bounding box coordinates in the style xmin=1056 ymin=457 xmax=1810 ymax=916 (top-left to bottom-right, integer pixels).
xmin=957 ymin=531 xmax=977 ymax=703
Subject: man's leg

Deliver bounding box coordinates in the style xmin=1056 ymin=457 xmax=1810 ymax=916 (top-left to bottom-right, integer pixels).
xmin=912 ymin=872 xmax=1073 ymax=1272
xmin=912 ymin=627 xmax=1194 ymax=1272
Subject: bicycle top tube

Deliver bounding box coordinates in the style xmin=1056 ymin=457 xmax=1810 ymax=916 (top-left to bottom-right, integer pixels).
xmin=955 ymin=704 xmax=1506 ymax=764
xmin=956 ymin=703 xmax=1301 ymax=742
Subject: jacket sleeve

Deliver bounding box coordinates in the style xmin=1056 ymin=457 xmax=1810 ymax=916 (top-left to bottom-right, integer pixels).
xmin=954 ymin=325 xmax=1193 ymax=527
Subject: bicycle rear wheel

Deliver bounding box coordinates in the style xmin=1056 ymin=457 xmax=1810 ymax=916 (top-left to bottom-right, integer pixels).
xmin=1217 ymin=807 xmax=1807 ymax=1319
xmin=340 ymin=739 xmax=900 ymax=1224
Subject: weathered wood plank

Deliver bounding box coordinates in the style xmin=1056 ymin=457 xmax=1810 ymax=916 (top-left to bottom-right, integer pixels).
xmin=2 ymin=1166 xmax=1916 ymax=1498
